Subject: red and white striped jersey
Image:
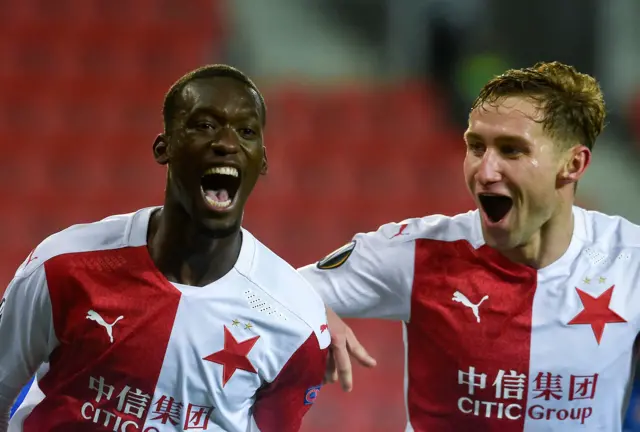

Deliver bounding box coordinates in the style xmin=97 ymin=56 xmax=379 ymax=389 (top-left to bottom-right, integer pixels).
xmin=0 ymin=207 xmax=330 ymax=432
xmin=299 ymin=207 xmax=640 ymax=431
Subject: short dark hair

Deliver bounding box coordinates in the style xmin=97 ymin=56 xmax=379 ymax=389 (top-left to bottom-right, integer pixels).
xmin=162 ymin=64 xmax=267 ymax=134
xmin=472 ymin=61 xmax=606 ymax=150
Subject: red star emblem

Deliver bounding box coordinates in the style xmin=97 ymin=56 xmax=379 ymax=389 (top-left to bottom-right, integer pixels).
xmin=567 ymin=285 xmax=626 ymax=344
xmin=203 ymin=326 xmax=260 ymax=386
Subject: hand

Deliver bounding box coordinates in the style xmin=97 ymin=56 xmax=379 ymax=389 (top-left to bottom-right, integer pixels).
xmin=324 ymin=307 xmax=377 ymax=392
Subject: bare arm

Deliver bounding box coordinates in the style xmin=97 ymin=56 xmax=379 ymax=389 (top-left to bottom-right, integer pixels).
xmin=322 ymin=307 xmax=376 ymax=392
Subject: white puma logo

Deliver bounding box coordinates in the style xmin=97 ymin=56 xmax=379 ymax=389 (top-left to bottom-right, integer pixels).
xmin=86 ymin=310 xmax=124 ymax=343
xmin=452 ymin=291 xmax=489 ymax=323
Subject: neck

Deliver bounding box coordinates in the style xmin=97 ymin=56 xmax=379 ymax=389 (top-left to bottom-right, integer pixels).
xmin=502 ymin=199 xmax=575 ymax=269
xmin=146 ymin=202 xmax=242 ymax=287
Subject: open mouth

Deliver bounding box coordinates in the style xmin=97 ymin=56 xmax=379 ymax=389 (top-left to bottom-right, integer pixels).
xmin=478 ymin=193 xmax=513 ymax=223
xmin=201 ymin=166 xmax=241 ymax=210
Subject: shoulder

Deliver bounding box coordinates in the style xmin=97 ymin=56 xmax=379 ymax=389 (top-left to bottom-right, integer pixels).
xmin=237 ymin=230 xmax=329 ymax=346
xmin=303 ymin=211 xmax=482 ymax=281
xmin=359 ymin=210 xmax=483 ymax=248
xmin=578 ymin=207 xmax=640 ymax=250
xmin=16 ymin=210 xmax=145 ymax=279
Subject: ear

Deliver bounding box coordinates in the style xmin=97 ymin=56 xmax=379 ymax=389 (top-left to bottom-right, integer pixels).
xmin=260 ymin=146 xmax=269 ymax=175
xmin=558 ymin=145 xmax=591 ymax=186
xmin=153 ymin=134 xmax=170 ymax=165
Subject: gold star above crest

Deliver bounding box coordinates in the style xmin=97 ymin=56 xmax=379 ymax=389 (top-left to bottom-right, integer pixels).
xmin=583 ymin=277 xmax=591 ymax=284
xmin=599 ymin=277 xmax=607 ymax=284
xmin=244 ymin=323 xmax=253 ymax=330
xmin=232 ymin=319 xmax=240 ymax=327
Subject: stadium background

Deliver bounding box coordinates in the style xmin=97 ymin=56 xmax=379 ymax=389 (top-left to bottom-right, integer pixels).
xmin=1 ymin=0 xmax=640 ymax=430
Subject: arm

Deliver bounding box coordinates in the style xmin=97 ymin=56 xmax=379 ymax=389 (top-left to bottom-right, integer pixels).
xmin=298 ymin=222 xmax=415 ymax=321
xmin=0 ymin=263 xmax=57 ymax=431
xmin=253 ymin=333 xmax=327 ymax=432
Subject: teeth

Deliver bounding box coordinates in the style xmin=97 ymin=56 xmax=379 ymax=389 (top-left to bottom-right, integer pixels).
xmin=203 ymin=166 xmax=238 ymax=177
xmin=205 ymin=196 xmax=232 ymax=209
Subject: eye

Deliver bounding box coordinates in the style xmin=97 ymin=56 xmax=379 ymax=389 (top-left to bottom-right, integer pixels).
xmin=196 ymin=122 xmax=215 ymax=131
xmin=501 ymin=145 xmax=522 ymax=158
xmin=467 ymin=142 xmax=485 ymax=156
xmin=238 ymin=128 xmax=257 ymax=138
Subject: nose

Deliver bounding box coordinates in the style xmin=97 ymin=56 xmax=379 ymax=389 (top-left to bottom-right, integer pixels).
xmin=476 ymin=149 xmax=502 ymax=185
xmin=210 ymin=126 xmax=240 ymax=156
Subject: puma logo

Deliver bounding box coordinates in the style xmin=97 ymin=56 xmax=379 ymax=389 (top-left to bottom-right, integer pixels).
xmin=390 ymin=224 xmax=408 ymax=239
xmin=86 ymin=310 xmax=124 ymax=343
xmin=452 ymin=291 xmax=489 ymax=323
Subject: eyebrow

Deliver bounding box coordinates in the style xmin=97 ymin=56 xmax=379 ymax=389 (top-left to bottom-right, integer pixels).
xmin=189 ymin=106 xmax=260 ymax=123
xmin=464 ymin=132 xmax=530 ymax=145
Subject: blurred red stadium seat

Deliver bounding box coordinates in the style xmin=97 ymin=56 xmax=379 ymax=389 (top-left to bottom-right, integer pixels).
xmin=0 ymin=0 xmax=224 ymax=286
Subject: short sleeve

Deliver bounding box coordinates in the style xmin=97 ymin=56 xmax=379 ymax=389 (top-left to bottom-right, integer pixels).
xmin=0 ymin=263 xmax=57 ymax=398
xmin=253 ymin=333 xmax=327 ymax=432
xmin=298 ymin=222 xmax=415 ymax=321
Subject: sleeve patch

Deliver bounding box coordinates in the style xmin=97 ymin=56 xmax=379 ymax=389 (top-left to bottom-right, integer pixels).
xmin=304 ymin=385 xmax=321 ymax=405
xmin=316 ymin=241 xmax=356 ymax=270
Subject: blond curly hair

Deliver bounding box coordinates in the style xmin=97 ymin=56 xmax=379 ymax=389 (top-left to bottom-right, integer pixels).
xmin=472 ymin=61 xmax=606 ymax=150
